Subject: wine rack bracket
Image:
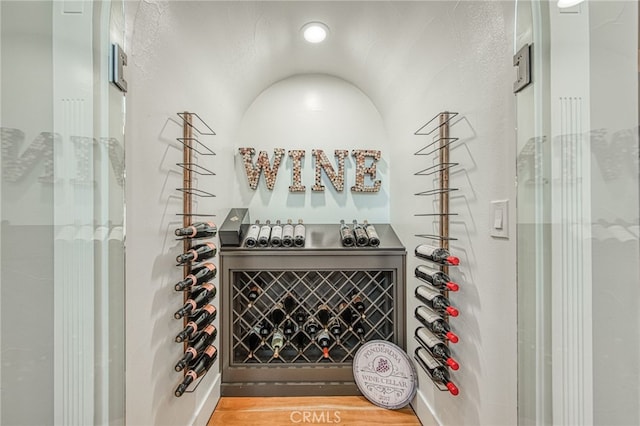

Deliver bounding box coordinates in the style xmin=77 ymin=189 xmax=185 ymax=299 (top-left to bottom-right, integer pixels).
xmin=220 ymin=224 xmax=406 ymax=397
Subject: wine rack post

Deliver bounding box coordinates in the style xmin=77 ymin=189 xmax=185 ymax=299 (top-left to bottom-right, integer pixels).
xmin=413 ymin=110 xmax=460 ymax=394
xmin=182 ymin=112 xmax=193 ymax=305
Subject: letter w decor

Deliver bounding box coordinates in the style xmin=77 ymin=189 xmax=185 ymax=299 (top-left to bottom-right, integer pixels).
xmin=239 ymin=147 xmax=285 ymax=190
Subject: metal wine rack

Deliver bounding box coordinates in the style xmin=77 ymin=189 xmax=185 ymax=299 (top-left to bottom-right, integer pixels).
xmin=220 ymin=223 xmax=406 ymax=396
xmin=413 ymin=111 xmax=461 ymax=393
xmin=173 ymin=111 xmax=217 ymax=395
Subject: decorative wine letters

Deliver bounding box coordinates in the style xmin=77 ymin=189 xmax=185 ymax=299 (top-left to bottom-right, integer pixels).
xmin=239 ymin=147 xmax=382 ymax=193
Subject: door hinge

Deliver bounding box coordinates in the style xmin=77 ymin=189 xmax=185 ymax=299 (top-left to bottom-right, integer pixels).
xmin=513 ymin=43 xmax=532 ymax=93
xmin=110 ymin=43 xmax=128 ymax=93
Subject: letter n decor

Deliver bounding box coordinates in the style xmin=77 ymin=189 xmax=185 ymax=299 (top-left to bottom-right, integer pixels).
xmin=312 ymin=149 xmax=348 ymax=192
xmin=239 ymin=147 xmax=285 ymax=190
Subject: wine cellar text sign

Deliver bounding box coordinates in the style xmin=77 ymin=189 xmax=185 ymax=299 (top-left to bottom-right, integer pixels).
xmin=238 ymin=147 xmax=382 ymax=193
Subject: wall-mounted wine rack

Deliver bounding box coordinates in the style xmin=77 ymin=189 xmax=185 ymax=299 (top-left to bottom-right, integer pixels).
xmin=413 ymin=111 xmax=461 ymax=395
xmin=173 ymin=112 xmax=218 ymax=396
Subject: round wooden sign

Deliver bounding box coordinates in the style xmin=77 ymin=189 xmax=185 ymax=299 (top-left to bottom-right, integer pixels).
xmin=352 ymin=340 xmax=418 ymax=409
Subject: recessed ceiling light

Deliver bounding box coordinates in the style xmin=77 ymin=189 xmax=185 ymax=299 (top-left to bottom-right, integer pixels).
xmin=302 ymin=22 xmax=329 ymax=44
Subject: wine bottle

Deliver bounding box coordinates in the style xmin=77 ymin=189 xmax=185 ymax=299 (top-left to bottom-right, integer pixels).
xmin=283 ymin=293 xmax=296 ymax=319
xmin=282 ymin=219 xmax=294 ymax=247
xmin=246 ymin=328 xmax=261 ymax=359
xmin=415 ymin=285 xmax=459 ymax=317
xmin=246 ymin=283 xmax=260 ymax=307
xmin=271 ymin=328 xmax=284 ymax=358
xmin=257 ymin=220 xmax=272 ymax=248
xmin=305 ymin=317 xmax=319 ymax=337
xmin=316 ymin=304 xmax=331 ymax=328
xmin=352 ymin=220 xmax=369 ymax=247
xmin=415 ymin=347 xmax=459 ymax=396
xmin=415 ymin=306 xmax=459 ymax=343
xmin=329 ymin=315 xmax=343 ymax=342
xmin=270 ymin=220 xmax=283 ymax=247
xmin=174 ymin=324 xmax=217 ymax=372
xmin=174 ymin=283 xmax=216 ymax=319
xmin=175 ymin=242 xmax=217 ymax=265
xmin=339 ymin=302 xmax=356 ymax=330
xmin=317 ymin=329 xmax=332 ymax=359
xmin=270 ymin=303 xmax=286 ymax=326
xmin=174 ymin=345 xmax=218 ymax=397
xmin=244 ymin=220 xmax=261 ymax=248
xmin=174 ymin=222 xmax=217 ymax=239
xmin=415 ymin=327 xmax=459 ymax=370
xmin=363 ymin=220 xmax=380 ymax=247
xmin=415 ymin=244 xmax=460 ymax=266
xmin=295 ymin=331 xmax=309 ymax=354
xmin=353 ymin=320 xmax=366 ymax=341
xmin=175 ymin=304 xmax=217 ymax=343
xmin=415 ymin=265 xmax=460 ymax=292
xmin=174 ymin=263 xmax=217 ymax=291
xmin=293 ymin=219 xmax=305 ymax=247
xmin=339 ymin=220 xmax=355 ymax=247
xmin=350 ymin=291 xmax=366 ymax=318
xmin=283 ymin=320 xmax=297 ymax=340
xmin=258 ymin=320 xmax=272 ymax=343
xmin=294 ymin=309 xmax=307 ymax=325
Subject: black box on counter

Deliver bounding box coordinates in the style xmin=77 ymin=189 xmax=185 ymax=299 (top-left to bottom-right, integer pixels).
xmin=219 ymin=208 xmax=250 ymax=247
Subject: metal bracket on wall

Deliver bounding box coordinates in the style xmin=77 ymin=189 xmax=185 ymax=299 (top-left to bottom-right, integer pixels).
xmin=513 ymin=43 xmax=532 ymax=93
xmin=110 ymin=43 xmax=128 ymax=93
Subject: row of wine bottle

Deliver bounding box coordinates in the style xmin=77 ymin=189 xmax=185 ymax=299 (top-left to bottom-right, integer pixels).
xmin=339 ymin=220 xmax=380 ymax=247
xmin=244 ymin=219 xmax=306 ymax=248
xmin=243 ymin=292 xmax=367 ymax=360
xmin=174 ymin=326 xmax=218 ymax=397
xmin=414 ymin=242 xmax=460 ymax=395
xmin=173 ymin=222 xmax=219 ymax=397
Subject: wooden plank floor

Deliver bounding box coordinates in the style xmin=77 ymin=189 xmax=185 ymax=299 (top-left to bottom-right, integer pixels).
xmin=207 ymin=396 xmax=421 ymax=425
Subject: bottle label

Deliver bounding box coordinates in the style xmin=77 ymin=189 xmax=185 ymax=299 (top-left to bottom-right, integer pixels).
xmin=294 ymin=224 xmax=305 ymax=238
xmin=416 ymin=347 xmax=440 ymax=369
xmin=416 ymin=285 xmax=438 ymax=301
xmin=203 ymin=305 xmax=216 ymax=316
xmin=258 ymin=226 xmax=271 ymax=240
xmin=416 ymin=306 xmax=439 ymax=323
xmin=201 ymin=283 xmax=214 ymax=292
xmin=204 ymin=345 xmax=217 ymax=357
xmin=416 ymin=327 xmax=441 ymax=348
xmin=203 ymin=324 xmax=216 ymax=335
xmin=205 ymin=264 xmax=216 ymax=272
xmin=415 ymin=244 xmax=438 ymax=257
xmin=365 ymin=224 xmax=379 ymax=239
xmin=246 ymin=225 xmax=260 ymax=239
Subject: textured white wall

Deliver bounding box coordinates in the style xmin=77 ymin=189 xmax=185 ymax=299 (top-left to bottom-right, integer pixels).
xmin=125 ymin=2 xmax=517 ymax=425
xmin=387 ymin=3 xmax=517 ymax=425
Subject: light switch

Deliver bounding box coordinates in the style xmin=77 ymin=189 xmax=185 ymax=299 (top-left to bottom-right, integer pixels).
xmin=491 ymin=200 xmax=509 ymax=239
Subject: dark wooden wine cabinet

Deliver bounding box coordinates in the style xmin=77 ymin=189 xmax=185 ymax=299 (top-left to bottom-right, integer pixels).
xmin=220 ymin=224 xmax=406 ymax=396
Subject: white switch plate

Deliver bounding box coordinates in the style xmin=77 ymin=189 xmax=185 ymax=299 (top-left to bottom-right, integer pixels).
xmin=490 ymin=200 xmax=509 ymax=239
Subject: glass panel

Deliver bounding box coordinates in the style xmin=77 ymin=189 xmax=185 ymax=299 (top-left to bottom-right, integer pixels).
xmin=0 ymin=1 xmax=125 ymax=425
xmin=516 ymin=1 xmax=639 ymax=425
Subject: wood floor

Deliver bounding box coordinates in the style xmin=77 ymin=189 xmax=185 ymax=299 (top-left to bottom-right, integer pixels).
xmin=207 ymin=396 xmax=421 ymax=425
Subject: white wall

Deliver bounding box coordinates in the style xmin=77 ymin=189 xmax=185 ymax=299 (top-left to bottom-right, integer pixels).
xmin=126 ymin=2 xmax=517 ymax=425
xmin=387 ymin=2 xmax=517 ymax=425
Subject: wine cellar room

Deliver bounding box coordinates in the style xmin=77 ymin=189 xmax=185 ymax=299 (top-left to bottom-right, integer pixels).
xmin=0 ymin=1 xmax=638 ymax=426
